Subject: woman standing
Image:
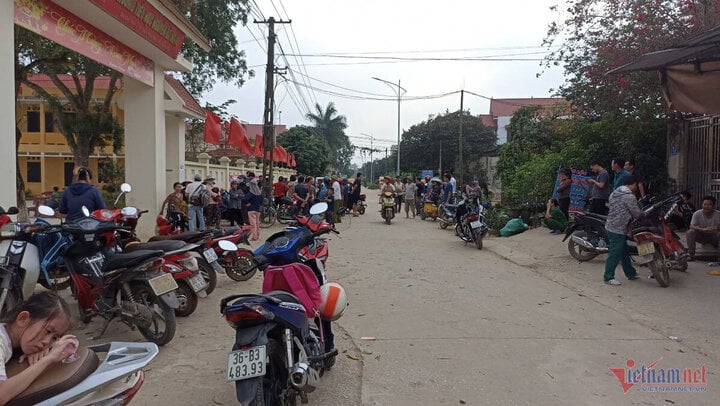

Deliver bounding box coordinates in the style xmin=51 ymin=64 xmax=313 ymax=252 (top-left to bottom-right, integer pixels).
xmin=244 ymin=179 xmax=263 ymax=241
xmin=227 ymin=180 xmax=245 ymax=226
xmin=203 ymin=178 xmax=220 ymax=228
xmin=160 ymin=182 xmax=185 ymax=218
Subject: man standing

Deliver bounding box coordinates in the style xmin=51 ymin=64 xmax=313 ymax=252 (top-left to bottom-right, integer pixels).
xmin=442 ymin=173 xmax=454 ymax=205
xmin=332 ymin=177 xmax=342 ymax=222
xmin=185 ymin=174 xmax=206 ymax=231
xmin=293 ymin=175 xmax=310 ymax=215
xmin=404 ymin=177 xmax=417 ymax=218
xmin=611 ymin=157 xmax=630 ymax=190
xmin=603 ymin=176 xmax=642 ymax=285
xmin=273 ymin=176 xmax=289 ymax=206
xmin=394 ymin=176 xmax=405 ymax=213
xmin=623 ymin=159 xmax=646 ymax=198
xmin=586 ymin=161 xmax=611 ymax=215
xmin=350 ymin=173 xmax=363 ymax=216
xmin=686 ymin=195 xmax=720 ymax=261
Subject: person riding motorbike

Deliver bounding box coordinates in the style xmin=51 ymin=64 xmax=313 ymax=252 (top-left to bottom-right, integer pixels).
xmin=58 ymin=166 xmax=106 ymax=223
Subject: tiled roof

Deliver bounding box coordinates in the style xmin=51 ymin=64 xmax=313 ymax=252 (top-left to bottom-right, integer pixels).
xmin=207 ymin=147 xmax=252 ymax=158
xmin=243 ymin=124 xmax=288 ymax=138
xmin=479 ymin=114 xmax=496 ymax=128
xmin=165 ymin=75 xmax=204 ymax=117
xmin=489 ymin=97 xmax=566 ymax=118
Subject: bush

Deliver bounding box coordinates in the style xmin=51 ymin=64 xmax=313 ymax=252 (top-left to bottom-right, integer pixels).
xmin=484 ymin=207 xmax=510 ymax=235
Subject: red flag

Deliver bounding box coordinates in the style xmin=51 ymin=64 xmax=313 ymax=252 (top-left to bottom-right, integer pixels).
xmin=289 ymin=153 xmax=296 ymax=168
xmin=228 ymin=118 xmax=253 ymax=154
xmin=254 ymin=134 xmax=263 ymax=157
xmin=203 ymin=110 xmax=222 ymax=145
xmin=278 ymin=146 xmax=288 ymax=164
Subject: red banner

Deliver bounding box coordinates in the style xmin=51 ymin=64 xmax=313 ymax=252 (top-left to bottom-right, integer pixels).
xmin=89 ymin=0 xmax=184 ymax=58
xmin=14 ymin=0 xmax=155 ymax=86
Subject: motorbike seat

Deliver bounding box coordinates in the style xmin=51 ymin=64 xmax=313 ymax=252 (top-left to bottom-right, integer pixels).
xmin=124 ymin=240 xmax=187 ymax=253
xmin=264 ymin=290 xmax=303 ymax=305
xmin=148 ymin=231 xmax=211 ymax=243
xmin=585 ymin=213 xmax=608 ymax=221
xmin=632 ymin=226 xmax=663 ymax=234
xmin=5 ymin=347 xmax=99 ymax=406
xmin=211 ymin=227 xmax=240 ymax=238
xmin=102 ymin=250 xmax=164 ymax=272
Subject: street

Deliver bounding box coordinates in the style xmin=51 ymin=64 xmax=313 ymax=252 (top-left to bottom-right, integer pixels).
xmin=68 ymin=200 xmax=720 ymax=405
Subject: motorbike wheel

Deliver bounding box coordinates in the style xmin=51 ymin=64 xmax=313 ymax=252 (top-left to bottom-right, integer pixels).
xmin=260 ymin=207 xmax=277 ymax=229
xmin=647 ymin=243 xmax=670 ymax=287
xmin=439 ymin=219 xmax=449 ymax=229
xmin=260 ymin=338 xmax=296 ymax=406
xmin=38 ymin=267 xmax=72 ymax=291
xmin=130 ymin=283 xmax=177 ymax=346
xmin=359 ymin=205 xmax=366 ymax=215
xmin=226 ymin=251 xmax=257 ymax=282
xmin=419 ymin=211 xmax=426 ymax=220
xmin=197 ymin=258 xmax=217 ymax=295
xmin=174 ymin=280 xmax=199 ymax=317
xmin=567 ymin=231 xmax=599 ymax=261
xmin=276 ymin=207 xmax=293 ymax=224
xmin=474 ymin=229 xmax=483 ymax=250
xmin=674 ymin=257 xmax=688 ymax=272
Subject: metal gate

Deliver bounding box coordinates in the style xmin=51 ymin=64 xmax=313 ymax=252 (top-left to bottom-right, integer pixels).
xmin=687 ymin=116 xmax=720 ymax=206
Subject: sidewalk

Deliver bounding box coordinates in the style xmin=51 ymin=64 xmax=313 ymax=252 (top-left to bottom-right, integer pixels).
xmin=481 ymin=227 xmax=720 ymax=363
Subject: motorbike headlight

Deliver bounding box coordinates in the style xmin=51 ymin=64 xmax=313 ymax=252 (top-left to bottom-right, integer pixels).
xmin=1 ymin=223 xmax=19 ymax=238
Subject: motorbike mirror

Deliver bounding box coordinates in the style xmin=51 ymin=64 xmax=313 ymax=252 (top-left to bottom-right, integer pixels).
xmin=6 ymin=207 xmax=19 ymax=215
xmin=37 ymin=205 xmax=55 ymax=217
xmin=218 ymin=240 xmax=238 ymax=252
xmin=309 ymin=202 xmax=328 ymax=215
xmin=120 ymin=183 xmax=132 ymax=193
xmin=81 ymin=206 xmax=90 ymax=217
xmin=121 ymin=206 xmax=138 ymax=217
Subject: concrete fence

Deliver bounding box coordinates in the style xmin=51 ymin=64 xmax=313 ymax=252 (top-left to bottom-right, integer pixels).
xmin=183 ymin=152 xmax=296 ymax=188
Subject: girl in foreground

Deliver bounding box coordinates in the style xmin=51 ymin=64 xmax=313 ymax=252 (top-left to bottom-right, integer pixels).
xmin=0 ymin=291 xmax=77 ymax=405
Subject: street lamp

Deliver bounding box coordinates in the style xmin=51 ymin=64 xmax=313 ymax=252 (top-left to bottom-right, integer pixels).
xmin=360 ymin=132 xmax=375 ymax=184
xmin=372 ymin=77 xmax=406 ymax=176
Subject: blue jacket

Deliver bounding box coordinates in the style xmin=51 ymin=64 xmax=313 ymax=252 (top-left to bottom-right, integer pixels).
xmin=59 ymin=183 xmax=106 ymax=223
xmin=243 ymin=192 xmax=263 ymax=212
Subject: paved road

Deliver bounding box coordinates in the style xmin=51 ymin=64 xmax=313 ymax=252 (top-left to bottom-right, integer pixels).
xmin=67 ymin=201 xmax=720 ymax=405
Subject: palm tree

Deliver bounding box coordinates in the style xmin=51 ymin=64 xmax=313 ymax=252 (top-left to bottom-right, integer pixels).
xmin=305 ymin=102 xmax=347 ymax=150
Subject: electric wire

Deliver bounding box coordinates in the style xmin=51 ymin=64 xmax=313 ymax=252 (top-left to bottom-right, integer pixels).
xmin=276 ymin=0 xmax=318 ymax=107
xmin=283 ymin=51 xmax=551 ymax=60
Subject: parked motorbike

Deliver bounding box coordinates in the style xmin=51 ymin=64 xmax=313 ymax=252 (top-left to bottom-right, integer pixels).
xmin=0 ymin=205 xmax=19 ymax=228
xmin=276 ymin=196 xmax=298 ymax=224
xmin=221 ymin=203 xmax=346 ymax=406
xmin=438 ymin=197 xmax=462 ymax=230
xmin=6 ymin=341 xmax=158 ymax=406
xmin=156 ymin=205 xmax=189 ymax=235
xmin=419 ymin=197 xmax=440 ymax=221
xmin=563 ymin=194 xmax=688 ymax=287
xmin=380 ymin=191 xmax=395 ymax=225
xmin=455 ymin=197 xmax=488 ymax=250
xmin=54 ymin=206 xmax=179 ymax=345
xmin=358 ymin=194 xmax=367 ymax=215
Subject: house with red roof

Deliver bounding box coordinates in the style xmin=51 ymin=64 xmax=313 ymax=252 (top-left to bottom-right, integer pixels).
xmin=479 ymin=97 xmax=567 ymax=144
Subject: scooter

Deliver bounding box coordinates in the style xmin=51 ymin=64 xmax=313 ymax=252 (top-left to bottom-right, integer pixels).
xmin=5 ymin=341 xmax=157 ymax=406
xmin=418 ymin=197 xmax=440 ymax=221
xmin=0 ymin=205 xmax=19 ymax=228
xmin=221 ymin=203 xmax=345 ymax=406
xmin=380 ymin=191 xmax=395 ymax=225
xmin=455 ymin=196 xmax=488 ymax=250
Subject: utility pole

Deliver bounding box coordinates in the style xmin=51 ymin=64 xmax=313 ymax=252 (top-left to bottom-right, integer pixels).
xmin=372 ymin=77 xmax=406 ymax=176
xmin=360 ymin=132 xmax=376 ymax=185
xmin=458 ymin=89 xmax=464 ymax=186
xmin=256 ymin=17 xmax=290 ymax=199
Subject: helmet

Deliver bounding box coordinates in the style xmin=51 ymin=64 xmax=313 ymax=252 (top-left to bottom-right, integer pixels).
xmin=319 ymin=282 xmax=348 ymax=321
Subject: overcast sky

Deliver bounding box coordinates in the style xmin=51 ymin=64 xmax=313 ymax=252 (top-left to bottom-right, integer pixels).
xmin=202 ymin=0 xmax=567 ymax=165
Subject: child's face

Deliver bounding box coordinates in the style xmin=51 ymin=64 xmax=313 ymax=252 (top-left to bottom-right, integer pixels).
xmin=17 ymin=312 xmax=70 ymax=354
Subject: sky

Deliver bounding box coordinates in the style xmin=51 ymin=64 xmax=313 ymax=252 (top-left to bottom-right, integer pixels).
xmin=202 ymin=0 xmax=567 ymax=166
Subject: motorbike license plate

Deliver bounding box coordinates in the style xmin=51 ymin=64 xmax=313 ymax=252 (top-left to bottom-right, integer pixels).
xmin=148 ymin=273 xmax=178 ymax=296
xmin=637 ymin=242 xmax=656 ymax=256
xmin=227 ymin=345 xmax=266 ymax=381
xmin=0 ymin=256 xmax=7 ymax=266
xmin=203 ymin=248 xmax=218 ymax=263
xmin=188 ymin=273 xmax=208 ymax=293
xmin=470 ymin=220 xmax=482 ymax=229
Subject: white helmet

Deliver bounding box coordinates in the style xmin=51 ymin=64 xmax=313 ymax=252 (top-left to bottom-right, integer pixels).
xmin=319 ymin=282 xmax=349 ymax=321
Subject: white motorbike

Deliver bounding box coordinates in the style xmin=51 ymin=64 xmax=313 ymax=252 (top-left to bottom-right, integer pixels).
xmin=6 ymin=341 xmax=157 ymax=406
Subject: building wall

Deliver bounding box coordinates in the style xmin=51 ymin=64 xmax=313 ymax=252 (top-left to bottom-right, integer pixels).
xmin=16 ymin=100 xmax=125 ymax=196
xmin=496 ymin=116 xmax=511 ymax=145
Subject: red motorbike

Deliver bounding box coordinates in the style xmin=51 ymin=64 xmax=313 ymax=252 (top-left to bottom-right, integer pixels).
xmin=156 ymin=204 xmax=189 ymax=235
xmin=151 ymin=225 xmax=256 ymax=282
xmin=631 ymin=193 xmax=690 ymax=287
xmin=92 ymin=206 xmax=209 ymax=317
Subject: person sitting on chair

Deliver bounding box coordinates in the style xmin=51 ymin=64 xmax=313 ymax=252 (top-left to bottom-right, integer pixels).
xmin=686 ymin=195 xmax=720 ymax=261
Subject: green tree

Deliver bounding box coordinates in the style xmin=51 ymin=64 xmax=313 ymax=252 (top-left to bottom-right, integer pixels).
xmin=400 ymin=110 xmax=497 ymax=181
xmin=277 ymin=126 xmax=330 ymax=175
xmin=542 ymin=0 xmax=720 ymax=118
xmin=170 ymin=0 xmax=253 ymax=96
xmin=305 ymin=102 xmax=353 ymax=172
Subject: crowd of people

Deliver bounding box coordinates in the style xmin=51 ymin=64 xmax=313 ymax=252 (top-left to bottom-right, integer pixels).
xmin=544 ymin=157 xmax=720 ymax=286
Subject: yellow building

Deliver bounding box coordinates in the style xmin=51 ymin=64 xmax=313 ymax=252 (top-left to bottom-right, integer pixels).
xmin=16 ymin=74 xmax=123 ymax=196
xmin=16 ymin=74 xmax=203 ymax=196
